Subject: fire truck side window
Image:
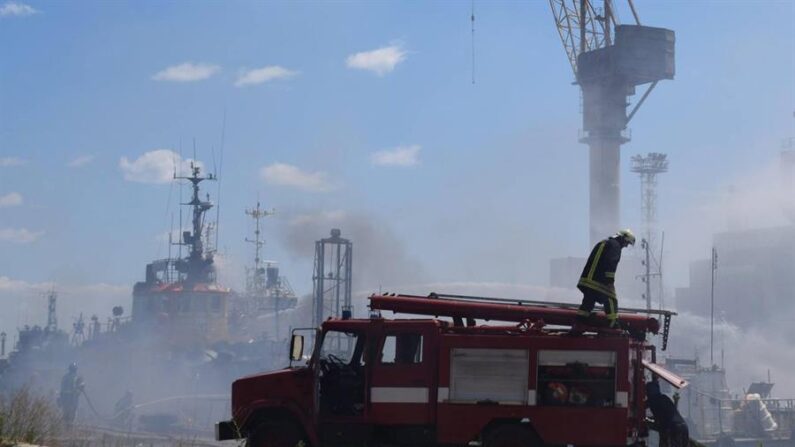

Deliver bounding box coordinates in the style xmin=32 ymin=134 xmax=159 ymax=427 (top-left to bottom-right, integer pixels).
xmin=537 ymin=350 xmax=617 ymax=408
xmin=380 ymin=333 xmax=423 ymax=364
xmin=319 ymin=330 xmax=360 ymax=364
xmin=318 ymin=330 xmax=366 ymax=416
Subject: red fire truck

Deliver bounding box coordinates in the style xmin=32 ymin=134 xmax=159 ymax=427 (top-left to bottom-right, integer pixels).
xmin=216 ymin=293 xmax=687 ymax=447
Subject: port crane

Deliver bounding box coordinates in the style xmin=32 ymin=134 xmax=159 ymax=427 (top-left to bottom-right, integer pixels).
xmin=548 ymin=0 xmax=675 ymax=244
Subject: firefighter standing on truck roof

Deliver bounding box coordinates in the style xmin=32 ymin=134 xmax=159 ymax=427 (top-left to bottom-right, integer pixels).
xmin=576 ymin=229 xmax=635 ymax=328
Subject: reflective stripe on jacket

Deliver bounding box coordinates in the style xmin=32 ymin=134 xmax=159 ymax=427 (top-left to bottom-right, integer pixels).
xmin=577 ymin=237 xmax=621 ymax=297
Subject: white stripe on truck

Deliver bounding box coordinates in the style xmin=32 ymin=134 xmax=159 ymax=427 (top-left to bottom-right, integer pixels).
xmin=371 ymin=387 xmax=429 ymax=404
xmin=616 ymin=391 xmax=628 ymax=407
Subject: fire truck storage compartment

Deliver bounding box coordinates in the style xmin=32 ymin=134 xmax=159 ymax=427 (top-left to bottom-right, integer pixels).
xmin=448 ymin=348 xmax=530 ymax=405
xmin=537 ymin=350 xmax=617 ymax=408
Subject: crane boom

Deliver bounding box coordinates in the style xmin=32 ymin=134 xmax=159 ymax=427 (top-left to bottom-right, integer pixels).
xmin=548 ymin=0 xmax=608 ymax=76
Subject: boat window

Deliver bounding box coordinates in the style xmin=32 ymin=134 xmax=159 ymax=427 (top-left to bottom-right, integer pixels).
xmin=211 ymin=295 xmax=221 ymax=312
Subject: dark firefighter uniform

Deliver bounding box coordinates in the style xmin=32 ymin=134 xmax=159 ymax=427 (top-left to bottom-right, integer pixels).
xmin=577 ymin=236 xmax=623 ymax=327
xmin=646 ymin=380 xmax=691 ymax=447
xmin=58 ymin=363 xmax=84 ymax=425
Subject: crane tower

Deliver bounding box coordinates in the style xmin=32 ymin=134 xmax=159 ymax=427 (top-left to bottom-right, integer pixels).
xmin=550 ymin=0 xmax=675 ymax=244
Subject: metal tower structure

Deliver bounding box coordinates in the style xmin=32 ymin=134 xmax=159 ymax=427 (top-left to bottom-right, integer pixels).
xmin=549 ymin=0 xmax=675 ymax=244
xmin=46 ymin=289 xmax=57 ymax=332
xmin=312 ymin=229 xmax=353 ymax=329
xmin=631 ymin=153 xmax=667 ymax=313
xmin=631 ymin=152 xmax=668 ymax=243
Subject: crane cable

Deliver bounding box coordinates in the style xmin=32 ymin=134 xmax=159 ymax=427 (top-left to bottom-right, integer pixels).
xmin=470 ymin=0 xmax=475 ymax=85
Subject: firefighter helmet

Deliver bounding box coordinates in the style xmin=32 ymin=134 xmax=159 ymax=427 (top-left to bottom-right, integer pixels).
xmin=615 ymin=229 xmax=636 ymax=246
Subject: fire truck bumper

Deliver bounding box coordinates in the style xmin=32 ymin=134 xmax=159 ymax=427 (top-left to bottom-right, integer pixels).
xmin=215 ymin=420 xmax=239 ymax=441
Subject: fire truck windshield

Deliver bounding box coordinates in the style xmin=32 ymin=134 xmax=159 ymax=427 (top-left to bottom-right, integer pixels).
xmin=319 ymin=330 xmax=360 ymax=365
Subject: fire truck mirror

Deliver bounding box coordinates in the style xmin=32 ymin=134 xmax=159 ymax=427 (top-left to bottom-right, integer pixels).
xmin=290 ymin=334 xmax=304 ymax=361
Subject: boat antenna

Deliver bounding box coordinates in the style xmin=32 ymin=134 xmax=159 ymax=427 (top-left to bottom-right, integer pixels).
xmin=178 ymin=139 xmax=184 ymax=259
xmin=215 ymin=109 xmax=226 ymax=251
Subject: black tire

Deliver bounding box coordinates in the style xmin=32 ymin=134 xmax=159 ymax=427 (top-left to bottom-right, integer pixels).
xmin=484 ymin=424 xmax=543 ymax=447
xmin=247 ymin=418 xmax=306 ymax=447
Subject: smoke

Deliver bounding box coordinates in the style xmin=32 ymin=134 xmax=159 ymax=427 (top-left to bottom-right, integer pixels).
xmin=278 ymin=210 xmax=427 ymax=292
xmin=667 ymin=311 xmax=795 ymax=396
xmin=212 ymin=252 xmax=245 ymax=292
xmin=0 ymin=277 xmax=130 ymax=339
xmin=658 ymin=158 xmax=795 ymax=397
xmin=662 ymin=160 xmax=793 ymax=283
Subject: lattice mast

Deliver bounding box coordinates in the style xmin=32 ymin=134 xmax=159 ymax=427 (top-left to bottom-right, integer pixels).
xmin=631 ymin=153 xmax=668 ymax=244
xmin=244 ymin=201 xmax=274 ymax=295
xmin=312 ymin=229 xmax=353 ymax=329
xmin=631 ymin=153 xmax=668 ymax=312
xmin=46 ymin=289 xmax=57 ymax=332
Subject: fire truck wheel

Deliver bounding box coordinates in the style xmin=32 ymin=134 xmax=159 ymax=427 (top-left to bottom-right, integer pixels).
xmin=247 ymin=418 xmax=305 ymax=447
xmin=484 ymin=424 xmax=543 ymax=447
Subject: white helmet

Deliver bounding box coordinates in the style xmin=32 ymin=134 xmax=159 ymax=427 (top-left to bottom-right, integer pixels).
xmin=615 ymin=229 xmax=636 ymax=246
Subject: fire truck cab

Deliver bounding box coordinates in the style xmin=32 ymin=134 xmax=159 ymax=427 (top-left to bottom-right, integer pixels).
xmin=217 ymin=293 xmax=686 ymax=447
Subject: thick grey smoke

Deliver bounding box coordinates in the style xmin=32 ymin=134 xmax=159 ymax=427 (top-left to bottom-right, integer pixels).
xmin=667 ymin=312 xmax=795 ymax=396
xmin=659 ymin=159 xmax=795 ymax=396
xmin=278 ymin=210 xmax=427 ymax=292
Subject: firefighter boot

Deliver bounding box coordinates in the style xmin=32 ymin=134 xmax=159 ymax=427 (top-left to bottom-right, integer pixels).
xmin=570 ymin=311 xmax=592 ymax=336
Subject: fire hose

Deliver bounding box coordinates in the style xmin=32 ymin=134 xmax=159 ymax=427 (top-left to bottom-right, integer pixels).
xmin=80 ymin=388 xmax=108 ymax=421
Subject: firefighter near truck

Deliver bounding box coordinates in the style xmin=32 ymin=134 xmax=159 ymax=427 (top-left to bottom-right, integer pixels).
xmin=216 ymin=293 xmax=687 ymax=447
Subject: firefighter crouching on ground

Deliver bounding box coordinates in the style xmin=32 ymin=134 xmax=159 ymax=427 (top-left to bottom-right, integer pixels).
xmin=58 ymin=362 xmax=84 ymax=426
xmin=645 ymin=379 xmax=696 ymax=447
xmin=576 ymin=229 xmax=635 ymax=328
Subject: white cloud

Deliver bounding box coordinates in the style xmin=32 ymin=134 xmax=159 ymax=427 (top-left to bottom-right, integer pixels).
xmin=235 ymin=65 xmax=299 ymax=87
xmin=371 ymin=145 xmax=421 ymax=167
xmin=260 ymin=163 xmax=335 ymax=192
xmin=119 ymin=149 xmax=201 ymax=184
xmin=151 ymin=62 xmax=220 ymax=82
xmin=0 ymin=2 xmax=38 ymax=17
xmin=0 ymin=275 xmax=42 ymax=292
xmin=0 ymin=228 xmax=43 ymax=243
xmin=0 ymin=157 xmax=27 ymax=167
xmin=67 ymin=154 xmax=94 ymax=168
xmin=346 ymin=44 xmax=407 ymax=75
xmin=0 ymin=192 xmax=22 ymax=207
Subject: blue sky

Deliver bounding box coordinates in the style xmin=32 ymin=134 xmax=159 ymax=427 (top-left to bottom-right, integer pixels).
xmin=1 ymin=0 xmax=793 ymax=301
